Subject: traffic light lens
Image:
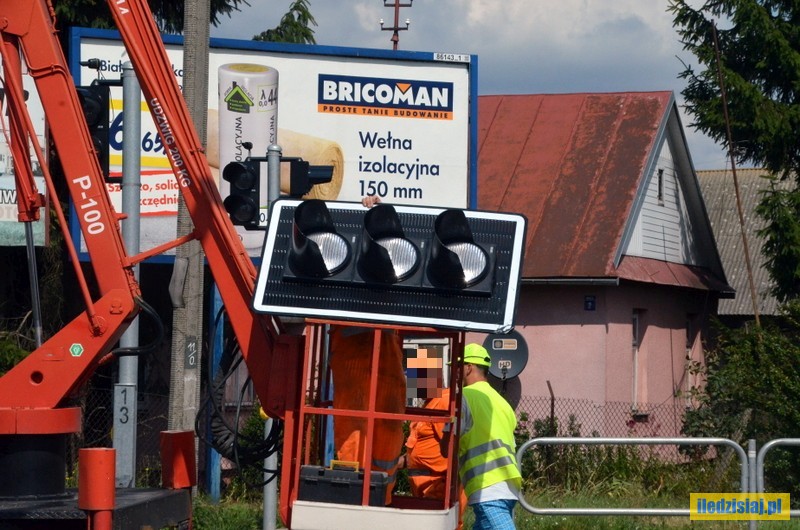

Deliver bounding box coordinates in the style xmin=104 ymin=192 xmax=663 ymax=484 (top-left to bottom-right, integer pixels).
xmin=359 ymin=204 xmax=420 ymax=283
xmin=233 ymin=173 xmax=255 ymax=191
xmin=223 ymin=196 xmax=257 ymax=224
xmin=308 ymin=232 xmax=349 ymax=274
xmin=223 ymin=162 xmax=257 ymax=190
xmin=375 ymin=236 xmax=418 ymax=280
xmin=446 ymin=242 xmax=488 ymax=285
xmin=288 ymin=200 xmax=353 ymax=278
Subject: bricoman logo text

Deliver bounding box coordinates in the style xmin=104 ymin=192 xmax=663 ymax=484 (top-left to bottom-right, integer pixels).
xmin=318 ymin=74 xmax=454 ymax=120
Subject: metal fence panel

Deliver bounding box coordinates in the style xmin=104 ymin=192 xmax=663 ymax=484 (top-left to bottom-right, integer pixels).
xmin=515 ymin=437 xmax=748 ymax=517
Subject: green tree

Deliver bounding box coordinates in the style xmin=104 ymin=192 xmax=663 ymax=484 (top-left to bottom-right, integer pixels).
xmin=253 ymin=0 xmax=317 ymax=44
xmin=669 ymin=0 xmax=800 ymax=177
xmin=755 ymin=180 xmax=800 ymax=301
xmin=682 ymin=303 xmax=800 ymax=498
xmin=669 ymin=0 xmax=800 ymax=300
xmin=53 ymin=0 xmax=247 ymax=33
xmin=53 ymin=0 xmax=316 ymax=42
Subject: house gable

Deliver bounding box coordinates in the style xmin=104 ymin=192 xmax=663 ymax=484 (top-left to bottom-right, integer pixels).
xmin=626 ymin=140 xmax=703 ymax=266
xmin=616 ymin=102 xmax=728 ymax=289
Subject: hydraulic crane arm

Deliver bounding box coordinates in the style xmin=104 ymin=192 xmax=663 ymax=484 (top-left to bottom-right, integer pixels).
xmin=102 ymin=0 xmax=292 ymax=417
xmin=0 ymin=0 xmax=293 ymax=430
xmin=0 ymin=0 xmax=141 ymax=420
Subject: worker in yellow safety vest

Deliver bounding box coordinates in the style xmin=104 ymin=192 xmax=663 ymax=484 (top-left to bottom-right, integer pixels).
xmin=441 ymin=343 xmax=522 ymax=530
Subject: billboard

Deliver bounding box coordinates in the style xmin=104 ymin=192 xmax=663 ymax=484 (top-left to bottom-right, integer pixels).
xmin=69 ymin=28 xmax=477 ymax=261
xmin=0 ymin=176 xmax=48 ymax=247
xmin=0 ymin=75 xmax=48 ymax=247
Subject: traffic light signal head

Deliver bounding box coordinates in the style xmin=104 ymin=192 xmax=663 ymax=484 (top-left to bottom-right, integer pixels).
xmin=428 ymin=209 xmax=490 ymax=290
xmin=288 ymin=199 xmax=351 ymax=278
xmin=254 ymin=199 xmax=527 ymax=333
xmin=286 ymin=158 xmax=334 ymax=197
xmin=76 ymin=84 xmax=110 ymax=181
xmin=359 ymin=203 xmax=420 ymax=284
xmin=222 ymin=160 xmax=261 ymax=227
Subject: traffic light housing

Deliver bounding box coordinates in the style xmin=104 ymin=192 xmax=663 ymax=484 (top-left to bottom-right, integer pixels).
xmin=285 ymin=157 xmax=334 ymax=197
xmin=76 ymin=84 xmax=110 ymax=181
xmin=254 ymin=199 xmax=527 ymax=333
xmin=222 ymin=160 xmax=261 ymax=228
xmin=221 ymin=156 xmax=333 ymax=227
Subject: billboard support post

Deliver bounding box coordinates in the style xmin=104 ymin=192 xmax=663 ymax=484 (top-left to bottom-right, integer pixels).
xmin=267 ymin=144 xmax=281 ymax=209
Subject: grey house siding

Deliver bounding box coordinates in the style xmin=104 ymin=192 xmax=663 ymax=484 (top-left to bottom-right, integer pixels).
xmin=627 ymin=144 xmax=701 ymax=266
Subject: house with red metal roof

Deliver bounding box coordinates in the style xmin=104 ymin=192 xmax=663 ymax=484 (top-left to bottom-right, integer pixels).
xmin=470 ymin=91 xmax=733 ymax=437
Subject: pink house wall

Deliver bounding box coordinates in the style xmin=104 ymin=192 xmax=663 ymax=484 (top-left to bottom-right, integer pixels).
xmin=466 ymin=283 xmax=714 ymax=436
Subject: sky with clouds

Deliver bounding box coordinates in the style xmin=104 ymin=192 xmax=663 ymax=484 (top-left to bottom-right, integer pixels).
xmin=211 ymin=0 xmax=729 ymax=170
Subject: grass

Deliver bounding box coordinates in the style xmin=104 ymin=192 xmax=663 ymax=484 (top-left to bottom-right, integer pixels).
xmin=191 ymin=492 xmax=800 ymax=529
xmin=192 ymin=496 xmax=266 ymax=530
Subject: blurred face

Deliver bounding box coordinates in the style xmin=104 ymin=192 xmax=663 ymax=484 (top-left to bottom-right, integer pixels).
xmin=406 ymin=348 xmax=444 ymax=400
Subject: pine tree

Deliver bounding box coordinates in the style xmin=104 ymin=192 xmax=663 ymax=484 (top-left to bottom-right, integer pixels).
xmin=670 ymin=0 xmax=800 ymax=300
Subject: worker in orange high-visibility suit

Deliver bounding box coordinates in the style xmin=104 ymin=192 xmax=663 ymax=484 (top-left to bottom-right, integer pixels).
xmin=401 ymin=348 xmax=467 ymax=528
xmin=329 ymin=325 xmax=406 ymax=505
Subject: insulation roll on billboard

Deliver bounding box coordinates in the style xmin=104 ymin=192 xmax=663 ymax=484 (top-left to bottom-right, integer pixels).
xmin=218 ymin=63 xmax=278 ymax=250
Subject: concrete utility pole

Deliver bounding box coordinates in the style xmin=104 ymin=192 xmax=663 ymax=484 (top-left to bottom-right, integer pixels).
xmin=168 ymin=0 xmax=209 ymax=441
xmin=380 ymin=0 xmax=413 ymax=50
xmin=114 ymin=62 xmax=142 ymax=488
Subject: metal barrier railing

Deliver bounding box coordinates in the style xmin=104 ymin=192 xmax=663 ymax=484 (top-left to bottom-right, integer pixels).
xmin=515 ymin=437 xmax=748 ymax=517
xmin=756 ymin=438 xmax=800 ymax=517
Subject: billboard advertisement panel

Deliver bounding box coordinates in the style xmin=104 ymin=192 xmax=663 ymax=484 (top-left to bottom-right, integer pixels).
xmin=69 ymin=28 xmax=476 ymax=260
xmin=0 ymin=76 xmax=48 ymax=247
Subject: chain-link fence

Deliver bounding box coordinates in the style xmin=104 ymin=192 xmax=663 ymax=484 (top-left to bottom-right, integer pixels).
xmin=516 ymin=395 xmax=687 ymax=439
xmin=514 ymin=395 xmax=696 ymax=462
xmin=512 ymin=396 xmax=743 ymax=494
xmin=67 ymin=388 xmax=169 ymax=487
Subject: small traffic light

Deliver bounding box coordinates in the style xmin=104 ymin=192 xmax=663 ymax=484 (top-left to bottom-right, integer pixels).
xmin=285 ymin=158 xmax=334 ymax=197
xmin=254 ymin=199 xmax=527 ymax=333
xmin=76 ymin=84 xmax=110 ymax=180
xmin=222 ymin=160 xmax=261 ymax=228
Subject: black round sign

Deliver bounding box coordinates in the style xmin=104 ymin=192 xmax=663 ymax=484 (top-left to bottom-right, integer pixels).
xmin=483 ymin=329 xmax=529 ymax=379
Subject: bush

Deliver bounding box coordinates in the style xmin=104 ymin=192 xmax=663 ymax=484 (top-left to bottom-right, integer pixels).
xmin=682 ymin=304 xmax=800 ymax=504
xmin=0 ymin=338 xmax=27 ymax=376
